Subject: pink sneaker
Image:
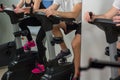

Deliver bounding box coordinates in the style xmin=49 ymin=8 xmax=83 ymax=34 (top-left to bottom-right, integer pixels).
xmin=32 ymin=64 xmax=45 ymax=74
xmin=23 ymin=40 xmax=36 ymax=50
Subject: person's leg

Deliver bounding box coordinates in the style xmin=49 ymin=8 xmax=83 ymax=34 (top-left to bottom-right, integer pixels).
xmin=52 ymin=22 xmax=71 ymax=59
xmin=32 ymin=27 xmax=46 ymax=74
xmin=52 ymin=23 xmax=67 ymax=50
xmin=19 ymin=18 xmax=33 ymax=41
xmin=71 ymin=34 xmax=81 ymax=79
xmin=71 ymin=23 xmax=81 ymax=80
xmin=19 ymin=17 xmax=41 ymax=50
xmin=36 ymin=27 xmax=46 ymax=64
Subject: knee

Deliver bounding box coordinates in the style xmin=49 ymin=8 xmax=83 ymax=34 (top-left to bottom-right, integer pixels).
xmin=71 ymin=40 xmax=80 ymax=49
xmin=52 ymin=27 xmax=59 ymax=34
xmin=72 ymin=34 xmax=81 ymax=49
xmin=71 ymin=41 xmax=76 ymax=49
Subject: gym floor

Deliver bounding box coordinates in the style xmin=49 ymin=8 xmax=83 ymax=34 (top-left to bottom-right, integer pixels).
xmin=0 ymin=66 xmax=7 ymax=79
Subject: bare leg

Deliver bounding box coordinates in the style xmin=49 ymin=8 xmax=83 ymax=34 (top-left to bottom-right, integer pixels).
xmin=71 ymin=34 xmax=81 ymax=78
xmin=52 ymin=22 xmax=68 ymax=51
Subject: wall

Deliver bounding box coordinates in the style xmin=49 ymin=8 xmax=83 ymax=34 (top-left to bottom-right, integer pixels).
xmin=81 ymin=0 xmax=114 ymax=80
xmin=0 ymin=0 xmax=19 ymax=44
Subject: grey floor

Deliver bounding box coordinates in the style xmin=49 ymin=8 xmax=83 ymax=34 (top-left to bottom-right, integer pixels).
xmin=0 ymin=66 xmax=7 ymax=80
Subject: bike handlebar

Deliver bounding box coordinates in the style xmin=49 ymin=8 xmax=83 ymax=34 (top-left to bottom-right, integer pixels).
xmin=0 ymin=4 xmax=76 ymax=25
xmin=34 ymin=11 xmax=75 ymax=23
xmin=80 ymin=58 xmax=120 ymax=71
xmin=0 ymin=4 xmax=24 ymax=24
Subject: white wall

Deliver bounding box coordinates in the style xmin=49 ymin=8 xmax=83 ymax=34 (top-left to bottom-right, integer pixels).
xmin=81 ymin=0 xmax=114 ymax=80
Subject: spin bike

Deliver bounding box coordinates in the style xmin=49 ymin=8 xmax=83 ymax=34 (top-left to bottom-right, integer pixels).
xmin=0 ymin=4 xmax=44 ymax=80
xmin=31 ymin=11 xmax=79 ymax=80
xmin=88 ymin=12 xmax=120 ymax=80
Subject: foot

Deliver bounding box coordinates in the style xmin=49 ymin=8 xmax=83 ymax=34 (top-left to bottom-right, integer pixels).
xmin=23 ymin=40 xmax=36 ymax=50
xmin=32 ymin=63 xmax=45 ymax=74
xmin=55 ymin=49 xmax=72 ymax=60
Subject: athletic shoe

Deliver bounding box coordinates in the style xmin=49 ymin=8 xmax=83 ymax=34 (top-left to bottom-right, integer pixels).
xmin=23 ymin=40 xmax=35 ymax=50
xmin=55 ymin=49 xmax=72 ymax=60
xmin=32 ymin=63 xmax=45 ymax=74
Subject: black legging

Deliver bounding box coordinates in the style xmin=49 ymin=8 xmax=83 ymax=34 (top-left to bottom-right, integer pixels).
xmin=36 ymin=27 xmax=46 ymax=64
xmin=19 ymin=15 xmax=53 ymax=65
xmin=19 ymin=17 xmax=41 ymax=41
xmin=19 ymin=17 xmax=46 ymax=64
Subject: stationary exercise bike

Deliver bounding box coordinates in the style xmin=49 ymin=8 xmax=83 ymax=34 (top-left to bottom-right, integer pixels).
xmin=88 ymin=12 xmax=120 ymax=80
xmin=0 ymin=4 xmax=44 ymax=80
xmin=31 ymin=11 xmax=80 ymax=80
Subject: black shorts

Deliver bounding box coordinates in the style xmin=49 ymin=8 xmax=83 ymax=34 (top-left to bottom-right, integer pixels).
xmin=65 ymin=22 xmax=81 ymax=35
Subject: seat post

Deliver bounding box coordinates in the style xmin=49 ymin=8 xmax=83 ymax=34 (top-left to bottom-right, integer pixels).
xmin=46 ymin=31 xmax=56 ymax=60
xmin=109 ymin=42 xmax=119 ymax=79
